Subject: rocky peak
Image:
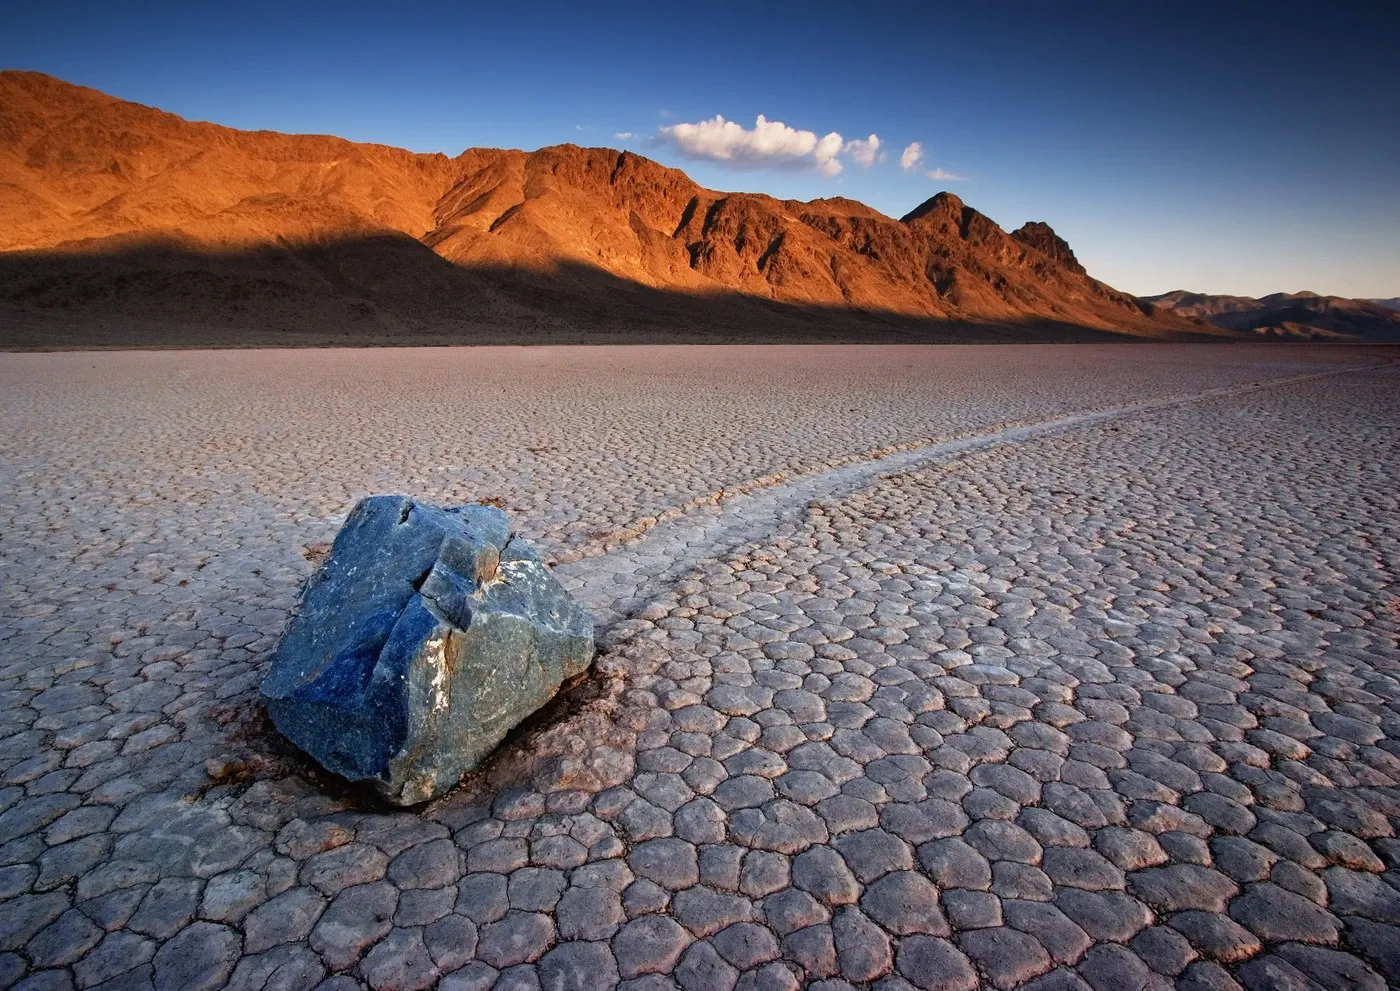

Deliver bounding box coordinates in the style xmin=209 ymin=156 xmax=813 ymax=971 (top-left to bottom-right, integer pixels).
xmin=1011 ymin=221 xmax=1086 ymax=276
xmin=899 ymin=192 xmax=1005 ymax=244
xmin=899 ymin=191 xmax=965 ymax=228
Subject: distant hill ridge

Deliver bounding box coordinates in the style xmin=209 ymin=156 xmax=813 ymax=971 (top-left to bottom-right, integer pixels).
xmin=1142 ymin=290 xmax=1400 ymax=341
xmin=0 ymin=69 xmax=1384 ymax=346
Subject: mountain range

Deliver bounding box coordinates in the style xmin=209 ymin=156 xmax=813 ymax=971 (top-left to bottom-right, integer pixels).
xmin=0 ymin=71 xmax=1392 ymax=348
xmin=1142 ymin=290 xmax=1400 ymax=341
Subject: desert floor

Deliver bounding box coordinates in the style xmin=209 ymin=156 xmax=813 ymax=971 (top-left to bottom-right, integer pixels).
xmin=2 ymin=343 xmax=1398 ymax=991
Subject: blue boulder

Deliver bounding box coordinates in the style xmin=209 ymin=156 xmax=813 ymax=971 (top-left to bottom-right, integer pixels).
xmin=261 ymin=496 xmax=594 ymax=804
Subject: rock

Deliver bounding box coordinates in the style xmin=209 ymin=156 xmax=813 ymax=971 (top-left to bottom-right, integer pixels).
xmin=261 ymin=496 xmax=594 ymax=805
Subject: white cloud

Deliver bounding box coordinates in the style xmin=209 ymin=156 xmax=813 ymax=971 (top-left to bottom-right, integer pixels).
xmin=926 ymin=167 xmax=965 ymax=181
xmin=900 ymin=142 xmax=923 ymax=170
xmin=813 ymin=131 xmax=844 ymax=175
xmin=844 ymin=134 xmax=881 ymax=168
xmin=615 ymin=132 xmax=634 ymax=140
xmin=658 ymin=114 xmax=861 ymax=177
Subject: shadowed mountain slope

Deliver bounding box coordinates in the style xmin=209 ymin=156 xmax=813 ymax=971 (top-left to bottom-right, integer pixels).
xmin=2 ymin=70 xmax=1232 ymax=346
xmin=1143 ymin=290 xmax=1400 ymax=341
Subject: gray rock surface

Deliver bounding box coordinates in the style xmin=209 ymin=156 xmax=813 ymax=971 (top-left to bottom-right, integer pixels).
xmin=261 ymin=497 xmax=593 ymax=804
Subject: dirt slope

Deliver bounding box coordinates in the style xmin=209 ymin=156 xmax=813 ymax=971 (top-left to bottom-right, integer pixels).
xmin=1 ymin=70 xmax=1223 ymax=346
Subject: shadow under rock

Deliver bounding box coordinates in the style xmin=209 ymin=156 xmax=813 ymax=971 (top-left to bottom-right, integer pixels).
xmin=204 ymin=637 xmax=648 ymax=815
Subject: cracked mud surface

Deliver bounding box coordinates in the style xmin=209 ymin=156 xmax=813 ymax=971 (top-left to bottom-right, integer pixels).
xmin=2 ymin=343 xmax=1398 ymax=991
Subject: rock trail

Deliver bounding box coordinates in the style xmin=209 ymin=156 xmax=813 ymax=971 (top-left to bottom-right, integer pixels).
xmin=556 ymin=360 xmax=1385 ymax=628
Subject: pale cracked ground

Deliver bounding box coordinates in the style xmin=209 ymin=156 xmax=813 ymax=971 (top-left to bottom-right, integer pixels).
xmin=1 ymin=344 xmax=1398 ymax=991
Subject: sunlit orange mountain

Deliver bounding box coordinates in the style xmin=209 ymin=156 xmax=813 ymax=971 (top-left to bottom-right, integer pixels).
xmin=1 ymin=70 xmax=1237 ymax=346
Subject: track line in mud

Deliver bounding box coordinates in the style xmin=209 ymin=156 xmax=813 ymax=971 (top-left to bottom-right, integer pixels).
xmin=552 ymin=361 xmax=1387 ymax=629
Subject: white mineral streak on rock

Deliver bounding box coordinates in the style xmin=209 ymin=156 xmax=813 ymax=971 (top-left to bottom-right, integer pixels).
xmin=426 ymin=631 xmax=450 ymax=713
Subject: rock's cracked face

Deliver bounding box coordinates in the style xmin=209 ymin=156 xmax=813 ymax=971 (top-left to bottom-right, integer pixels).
xmin=0 ymin=345 xmax=1398 ymax=991
xmin=261 ymin=497 xmax=593 ymax=805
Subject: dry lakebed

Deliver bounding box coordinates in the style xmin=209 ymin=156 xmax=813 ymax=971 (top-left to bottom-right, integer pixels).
xmin=1 ymin=343 xmax=1398 ymax=991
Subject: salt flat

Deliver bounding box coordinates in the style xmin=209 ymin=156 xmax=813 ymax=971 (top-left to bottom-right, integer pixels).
xmin=1 ymin=344 xmax=1398 ymax=991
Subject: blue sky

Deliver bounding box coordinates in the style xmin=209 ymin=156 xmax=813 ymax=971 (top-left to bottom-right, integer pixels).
xmin=5 ymin=1 xmax=1397 ymax=298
